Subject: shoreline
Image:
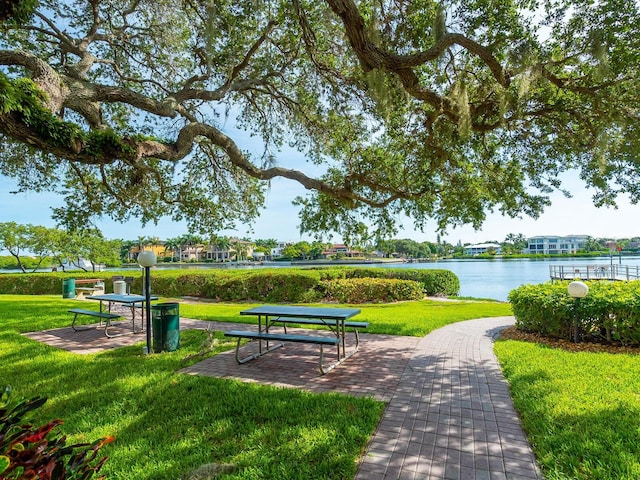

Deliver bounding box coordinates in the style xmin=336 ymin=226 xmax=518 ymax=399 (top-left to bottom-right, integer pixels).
xmin=291 ymin=258 xmax=405 ymax=266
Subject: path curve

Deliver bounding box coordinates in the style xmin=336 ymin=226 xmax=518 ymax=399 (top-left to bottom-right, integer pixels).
xmin=355 ymin=316 xmax=543 ymax=480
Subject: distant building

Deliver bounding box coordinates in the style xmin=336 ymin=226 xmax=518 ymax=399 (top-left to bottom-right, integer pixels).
xmin=129 ymin=243 xmax=166 ymax=261
xmin=464 ymin=243 xmax=502 ymax=256
xmin=322 ymin=244 xmax=361 ymax=258
xmin=526 ymin=235 xmax=587 ymax=254
xmin=603 ymin=240 xmax=622 ymax=251
xmin=271 ymin=241 xmax=293 ymax=258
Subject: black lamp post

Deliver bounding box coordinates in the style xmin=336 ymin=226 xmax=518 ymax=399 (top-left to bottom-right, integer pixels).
xmin=137 ymin=250 xmax=157 ymax=354
xmin=568 ymin=281 xmax=589 ymax=343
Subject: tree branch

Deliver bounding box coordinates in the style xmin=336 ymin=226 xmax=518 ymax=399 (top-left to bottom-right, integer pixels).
xmin=323 ymin=0 xmax=508 ymax=86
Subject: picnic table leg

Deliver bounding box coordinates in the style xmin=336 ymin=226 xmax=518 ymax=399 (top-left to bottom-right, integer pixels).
xmin=233 ymin=337 xmax=284 ymax=364
xmin=104 ymin=317 xmax=114 ymax=337
xmin=129 ymin=303 xmax=142 ymax=334
xmin=71 ymin=312 xmax=91 ymax=332
xmin=319 ymin=328 xmax=361 ymax=374
xmin=319 ymin=343 xmax=348 ymax=374
xmin=95 ymin=300 xmax=112 ymax=328
xmin=99 ymin=301 xmax=105 ymax=327
xmin=319 ymin=345 xmax=333 ymax=374
xmin=260 ymin=314 xmax=271 ymax=354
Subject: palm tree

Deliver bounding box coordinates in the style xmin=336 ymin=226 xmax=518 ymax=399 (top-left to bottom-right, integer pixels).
xmin=119 ymin=239 xmax=137 ymax=262
xmin=136 ymin=235 xmax=147 ymax=253
xmin=230 ymin=238 xmax=246 ymax=262
xmin=191 ymin=234 xmax=204 ymax=261
xmin=215 ymin=236 xmax=231 ymax=262
xmin=254 ymin=238 xmax=278 ymax=249
xmin=175 ymin=234 xmax=190 ymax=262
xmin=178 ymin=233 xmax=202 ymax=261
xmin=203 ymin=233 xmax=218 ymax=261
xmin=148 ymin=236 xmax=161 ymax=248
xmin=164 ymin=237 xmax=181 ymax=262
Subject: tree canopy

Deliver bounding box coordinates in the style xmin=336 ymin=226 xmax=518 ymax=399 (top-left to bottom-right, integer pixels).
xmin=0 ymin=0 xmax=638 ymax=242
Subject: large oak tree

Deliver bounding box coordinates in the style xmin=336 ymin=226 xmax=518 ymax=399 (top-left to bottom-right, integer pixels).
xmin=0 ymin=0 xmax=638 ymax=241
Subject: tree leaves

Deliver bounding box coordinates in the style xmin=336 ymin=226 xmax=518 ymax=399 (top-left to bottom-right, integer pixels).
xmin=0 ymin=0 xmax=638 ymax=240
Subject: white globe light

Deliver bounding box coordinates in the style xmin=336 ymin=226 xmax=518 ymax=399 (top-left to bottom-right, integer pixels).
xmin=138 ymin=250 xmax=157 ymax=267
xmin=567 ymin=281 xmax=589 ymax=298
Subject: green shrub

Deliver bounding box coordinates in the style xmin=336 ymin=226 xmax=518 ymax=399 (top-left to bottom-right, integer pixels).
xmin=299 ymin=267 xmax=349 ymax=281
xmin=318 ymin=278 xmax=425 ymax=303
xmin=0 ymin=273 xmax=67 ymax=295
xmin=159 ymin=272 xmax=216 ymax=298
xmin=508 ymin=283 xmax=574 ymax=339
xmin=408 ymin=269 xmax=459 ymax=297
xmin=345 ymin=268 xmax=460 ymax=296
xmin=509 ymin=281 xmax=640 ymax=345
xmin=232 ymin=271 xmax=320 ymax=302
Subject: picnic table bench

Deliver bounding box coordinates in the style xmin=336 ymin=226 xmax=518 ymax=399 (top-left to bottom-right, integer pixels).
xmin=224 ymin=330 xmax=340 ymax=369
xmin=75 ymin=278 xmax=103 ymax=285
xmin=73 ymin=278 xmax=105 ymax=299
xmin=69 ymin=308 xmax=122 ymax=338
xmin=69 ymin=293 xmax=158 ymax=338
xmin=225 ymin=305 xmax=366 ymax=374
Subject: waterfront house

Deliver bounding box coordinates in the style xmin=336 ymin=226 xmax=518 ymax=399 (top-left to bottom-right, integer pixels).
xmin=129 ymin=243 xmax=166 ymax=260
xmin=271 ymin=241 xmax=293 ymax=259
xmin=201 ymin=238 xmax=254 ymax=262
xmin=526 ymin=235 xmax=587 ymax=254
xmin=322 ymin=244 xmax=362 ymax=258
xmin=464 ymin=243 xmax=502 ymax=256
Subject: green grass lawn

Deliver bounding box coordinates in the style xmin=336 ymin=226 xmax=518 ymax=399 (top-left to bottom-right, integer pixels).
xmin=0 ymin=295 xmax=511 ymax=479
xmin=9 ymin=294 xmax=640 ymax=479
xmin=177 ymin=298 xmax=513 ymax=337
xmin=494 ymin=339 xmax=640 ymax=480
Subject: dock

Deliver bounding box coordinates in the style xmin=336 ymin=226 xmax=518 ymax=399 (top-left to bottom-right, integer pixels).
xmin=550 ymin=264 xmax=640 ymax=282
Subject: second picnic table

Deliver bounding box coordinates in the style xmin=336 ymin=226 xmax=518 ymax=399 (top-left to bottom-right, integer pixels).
xmin=83 ymin=293 xmax=157 ymax=336
xmin=73 ymin=278 xmax=104 ymax=298
xmin=224 ymin=305 xmax=368 ymax=374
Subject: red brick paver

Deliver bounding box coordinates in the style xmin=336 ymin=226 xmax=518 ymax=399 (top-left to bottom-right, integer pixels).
xmin=179 ymin=324 xmax=418 ymax=402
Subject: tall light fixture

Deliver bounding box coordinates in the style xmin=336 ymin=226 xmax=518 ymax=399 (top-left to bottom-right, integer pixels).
xmin=567 ymin=281 xmax=589 ymax=343
xmin=138 ymin=250 xmax=157 ymax=354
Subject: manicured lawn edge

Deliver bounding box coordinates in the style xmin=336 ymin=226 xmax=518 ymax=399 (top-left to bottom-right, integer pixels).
xmin=495 ymin=338 xmax=640 ymax=480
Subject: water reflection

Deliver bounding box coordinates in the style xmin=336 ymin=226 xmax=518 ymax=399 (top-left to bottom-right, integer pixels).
xmin=378 ymin=255 xmax=637 ymax=301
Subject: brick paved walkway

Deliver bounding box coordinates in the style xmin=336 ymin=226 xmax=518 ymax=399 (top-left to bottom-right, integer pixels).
xmin=24 ymin=315 xmax=542 ymax=479
xmin=355 ymin=316 xmax=543 ymax=480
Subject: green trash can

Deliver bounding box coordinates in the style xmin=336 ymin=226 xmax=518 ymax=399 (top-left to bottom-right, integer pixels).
xmin=151 ymin=303 xmax=180 ymax=352
xmin=62 ymin=278 xmax=76 ymax=299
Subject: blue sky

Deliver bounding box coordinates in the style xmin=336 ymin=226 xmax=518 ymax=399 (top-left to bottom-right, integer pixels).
xmin=2 ymin=166 xmax=640 ymax=246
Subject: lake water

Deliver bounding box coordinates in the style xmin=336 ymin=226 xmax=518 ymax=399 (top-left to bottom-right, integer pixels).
xmin=377 ymin=256 xmax=639 ymax=301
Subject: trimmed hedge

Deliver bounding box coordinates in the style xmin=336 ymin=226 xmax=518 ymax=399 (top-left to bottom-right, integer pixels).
xmin=0 ymin=273 xmax=125 ymax=296
xmin=338 ymin=267 xmax=460 ymax=297
xmin=0 ymin=267 xmax=460 ymax=303
xmin=318 ymin=278 xmax=425 ymax=303
xmin=509 ymin=281 xmax=640 ymax=345
xmin=212 ymin=271 xmax=321 ymax=302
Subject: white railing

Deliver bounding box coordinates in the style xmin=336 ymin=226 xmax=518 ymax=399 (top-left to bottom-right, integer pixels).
xmin=549 ymin=264 xmax=640 ymax=281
